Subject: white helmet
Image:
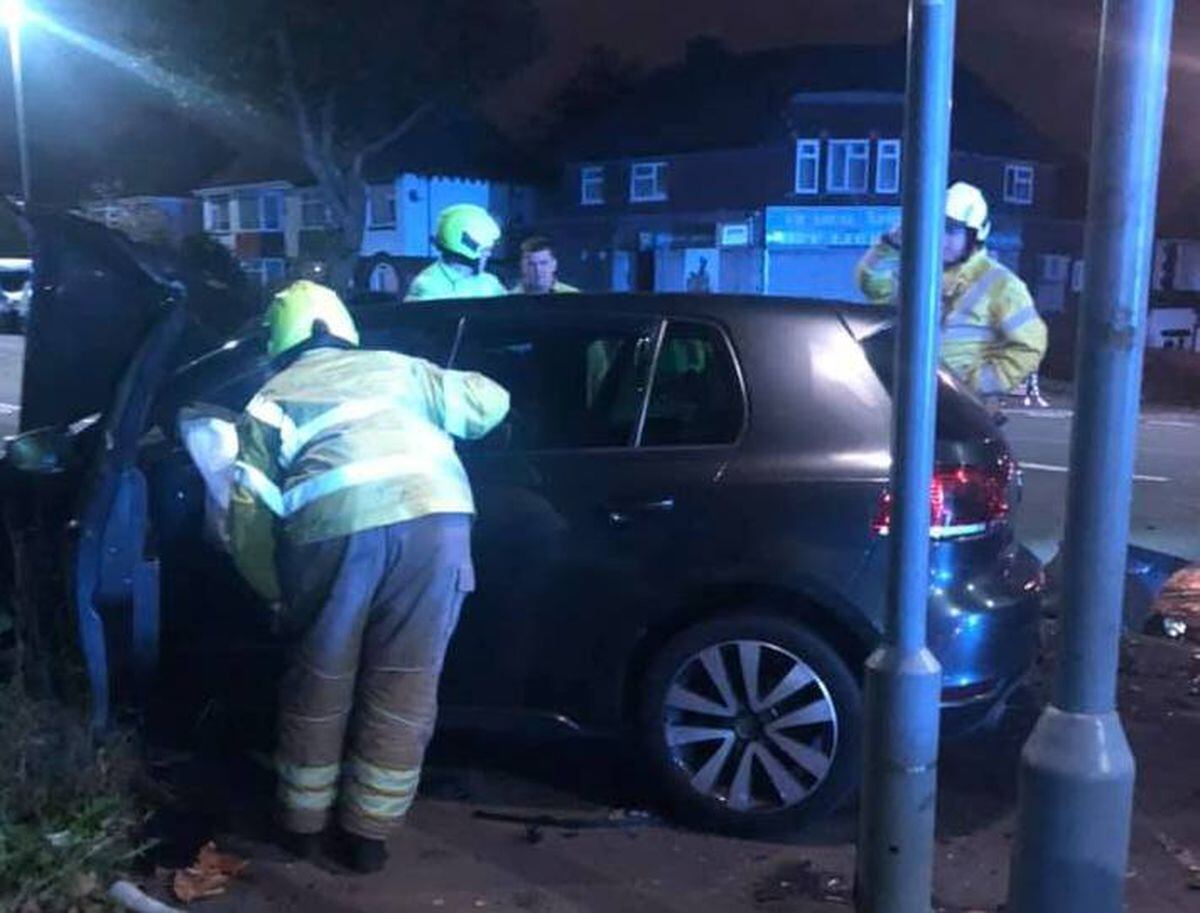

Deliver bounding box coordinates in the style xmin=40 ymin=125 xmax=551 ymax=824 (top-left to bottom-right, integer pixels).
xmin=945 ymin=181 xmax=991 ymax=241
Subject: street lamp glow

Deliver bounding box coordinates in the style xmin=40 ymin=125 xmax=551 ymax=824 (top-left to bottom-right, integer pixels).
xmin=0 ymin=0 xmax=24 ymax=31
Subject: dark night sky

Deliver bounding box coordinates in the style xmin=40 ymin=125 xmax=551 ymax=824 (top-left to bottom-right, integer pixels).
xmin=3 ymin=0 xmax=1200 ymax=231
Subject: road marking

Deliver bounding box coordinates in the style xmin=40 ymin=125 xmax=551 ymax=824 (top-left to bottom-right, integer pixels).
xmin=1021 ymin=461 xmax=1170 ymax=483
xmin=0 ymin=402 xmax=18 ymax=415
xmin=1006 ymin=409 xmax=1074 ymax=419
xmin=1144 ymin=419 xmax=1199 ymax=429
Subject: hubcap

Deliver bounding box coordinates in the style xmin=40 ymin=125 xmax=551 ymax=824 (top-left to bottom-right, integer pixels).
xmin=662 ymin=640 xmax=838 ymax=813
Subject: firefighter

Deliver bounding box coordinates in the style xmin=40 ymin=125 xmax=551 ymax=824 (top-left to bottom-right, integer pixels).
xmin=404 ymin=203 xmax=507 ymax=301
xmin=511 ymin=235 xmax=579 ymax=294
xmin=228 ymin=280 xmax=510 ymax=872
xmin=856 ymin=181 xmax=1048 ymax=396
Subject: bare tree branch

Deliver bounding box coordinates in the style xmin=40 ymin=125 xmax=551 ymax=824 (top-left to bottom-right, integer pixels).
xmin=351 ymin=101 xmax=436 ymax=181
xmin=320 ymin=90 xmax=336 ymax=161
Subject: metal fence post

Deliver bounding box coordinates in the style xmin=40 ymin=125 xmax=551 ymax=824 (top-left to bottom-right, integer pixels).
xmin=1006 ymin=1 xmax=1175 ymax=910
xmin=854 ymin=2 xmax=955 ymax=911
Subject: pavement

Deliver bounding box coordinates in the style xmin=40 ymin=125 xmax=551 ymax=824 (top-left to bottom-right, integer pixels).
xmin=0 ymin=333 xmax=22 ymax=437
xmin=137 ymin=629 xmax=1200 ymax=913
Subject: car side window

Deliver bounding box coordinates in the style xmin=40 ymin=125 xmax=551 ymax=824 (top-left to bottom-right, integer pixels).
xmin=452 ymin=315 xmax=658 ymax=451
xmin=358 ymin=310 xmax=460 ymax=366
xmin=641 ymin=321 xmax=744 ymax=447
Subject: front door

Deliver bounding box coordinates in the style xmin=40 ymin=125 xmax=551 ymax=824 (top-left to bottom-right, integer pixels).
xmin=440 ymin=311 xmax=748 ymax=731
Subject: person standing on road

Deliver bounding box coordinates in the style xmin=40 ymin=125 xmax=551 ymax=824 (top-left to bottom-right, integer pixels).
xmin=228 ymin=280 xmax=510 ymax=873
xmin=404 ymin=204 xmax=507 ymax=302
xmin=510 ymin=235 xmax=579 ymax=295
xmin=856 ymin=181 xmax=1048 ymax=397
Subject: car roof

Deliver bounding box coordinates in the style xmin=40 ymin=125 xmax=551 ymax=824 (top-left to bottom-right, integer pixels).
xmin=353 ymin=292 xmax=895 ymax=335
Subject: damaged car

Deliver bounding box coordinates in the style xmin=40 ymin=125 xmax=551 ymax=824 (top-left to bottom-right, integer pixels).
xmin=1 ymin=212 xmax=1044 ymax=836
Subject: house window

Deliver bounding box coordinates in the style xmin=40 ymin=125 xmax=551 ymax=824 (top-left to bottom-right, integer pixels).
xmin=794 ymin=139 xmax=820 ymax=194
xmin=581 ymin=166 xmax=604 ymax=205
xmin=243 ymin=257 xmax=288 ymax=289
xmin=205 ymin=195 xmax=231 ymax=233
xmin=1004 ymin=164 xmax=1035 ymax=205
xmin=875 ymin=139 xmax=902 ymax=194
xmin=630 ymin=162 xmax=668 ymax=202
xmin=719 ymin=222 xmax=750 ymax=247
xmin=300 ymin=190 xmax=331 ymax=229
xmin=368 ymin=185 xmax=397 ymax=228
xmin=827 ymin=139 xmax=871 ymax=193
xmin=369 ymin=262 xmax=401 ymax=293
xmin=1040 ymin=254 xmax=1070 ymax=282
xmin=236 ymin=192 xmax=282 ymax=231
xmin=1071 ymin=259 xmax=1085 ymax=293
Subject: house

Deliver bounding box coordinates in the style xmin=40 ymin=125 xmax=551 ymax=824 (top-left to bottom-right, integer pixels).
xmin=542 ymin=39 xmax=1080 ymax=306
xmin=79 ymin=195 xmax=202 ymax=248
xmin=193 ymin=108 xmax=541 ymax=292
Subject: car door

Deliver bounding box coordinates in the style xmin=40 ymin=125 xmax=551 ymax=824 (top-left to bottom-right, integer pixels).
xmin=438 ymin=310 xmax=748 ymax=732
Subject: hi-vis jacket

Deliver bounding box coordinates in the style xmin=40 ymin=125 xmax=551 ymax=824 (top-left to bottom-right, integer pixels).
xmin=229 ymin=347 xmax=510 ymax=600
xmin=856 ymin=243 xmax=1048 ymax=395
xmin=404 ymin=261 xmax=507 ymax=302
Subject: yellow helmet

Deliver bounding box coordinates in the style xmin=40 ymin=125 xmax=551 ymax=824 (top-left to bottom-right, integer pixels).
xmin=434 ymin=204 xmax=501 ymax=260
xmin=265 ymin=280 xmax=360 ymax=358
xmin=945 ymin=182 xmax=991 ymax=241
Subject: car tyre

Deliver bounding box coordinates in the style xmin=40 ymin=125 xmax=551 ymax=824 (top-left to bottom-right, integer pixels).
xmin=639 ymin=612 xmax=862 ymax=836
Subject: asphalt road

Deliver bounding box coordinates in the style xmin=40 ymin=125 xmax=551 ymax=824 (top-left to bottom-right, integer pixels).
xmin=0 ymin=332 xmax=1194 ymax=561
xmin=1006 ymin=406 xmax=1200 ymax=563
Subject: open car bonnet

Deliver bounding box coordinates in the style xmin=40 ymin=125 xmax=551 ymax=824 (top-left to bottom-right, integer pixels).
xmin=18 ymin=208 xmax=259 ymax=434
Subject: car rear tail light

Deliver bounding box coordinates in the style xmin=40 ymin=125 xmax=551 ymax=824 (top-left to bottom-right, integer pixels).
xmin=872 ymin=456 xmax=1014 ymax=541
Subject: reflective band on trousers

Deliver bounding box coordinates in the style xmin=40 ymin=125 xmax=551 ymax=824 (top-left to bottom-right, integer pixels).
xmin=279 ymin=782 xmax=337 ymax=811
xmin=346 ymin=755 xmax=421 ymax=795
xmin=236 ymin=450 xmax=456 ymax=519
xmin=941 ymin=324 xmax=996 ymax=344
xmin=276 ymin=759 xmax=341 ymax=790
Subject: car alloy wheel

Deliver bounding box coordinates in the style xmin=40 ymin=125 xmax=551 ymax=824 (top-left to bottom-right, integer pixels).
xmin=662 ymin=639 xmax=839 ymax=813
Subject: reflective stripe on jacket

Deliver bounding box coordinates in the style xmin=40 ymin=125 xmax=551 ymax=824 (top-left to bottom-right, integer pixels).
xmin=855 ymin=241 xmax=1048 ymax=395
xmin=228 ymin=347 xmax=509 ymax=599
xmin=404 ymin=261 xmax=507 ymax=302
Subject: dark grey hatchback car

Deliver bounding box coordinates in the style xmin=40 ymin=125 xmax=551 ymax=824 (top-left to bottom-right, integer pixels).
xmin=7 ymin=215 xmax=1043 ymax=837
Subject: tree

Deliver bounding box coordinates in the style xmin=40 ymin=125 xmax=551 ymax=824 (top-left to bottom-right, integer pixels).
xmin=535 ymin=45 xmax=642 ymax=145
xmin=50 ymin=0 xmax=543 ymax=291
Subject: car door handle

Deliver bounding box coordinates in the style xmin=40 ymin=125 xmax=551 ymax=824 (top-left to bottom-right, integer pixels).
xmin=607 ymin=497 xmax=675 ymax=526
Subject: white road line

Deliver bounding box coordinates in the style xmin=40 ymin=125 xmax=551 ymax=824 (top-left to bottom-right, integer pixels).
xmin=1021 ymin=461 xmax=1170 ymax=483
xmin=0 ymin=402 xmax=18 ymax=415
xmin=1006 ymin=409 xmax=1074 ymax=420
xmin=1144 ymin=420 xmax=1199 ymax=429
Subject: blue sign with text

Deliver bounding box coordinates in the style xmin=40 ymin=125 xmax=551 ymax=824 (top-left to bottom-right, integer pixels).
xmin=765 ymin=206 xmax=901 ymax=248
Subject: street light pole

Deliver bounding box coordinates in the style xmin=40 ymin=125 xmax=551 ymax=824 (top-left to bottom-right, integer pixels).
xmin=855 ymin=2 xmax=956 ymax=912
xmin=2 ymin=0 xmax=29 ymax=205
xmin=1006 ymin=1 xmax=1175 ymax=911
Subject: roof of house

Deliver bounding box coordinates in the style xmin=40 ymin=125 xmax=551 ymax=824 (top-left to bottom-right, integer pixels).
xmin=554 ymin=39 xmax=1062 ymax=164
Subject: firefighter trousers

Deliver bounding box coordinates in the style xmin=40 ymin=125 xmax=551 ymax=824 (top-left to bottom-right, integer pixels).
xmin=274 ymin=513 xmax=474 ymax=839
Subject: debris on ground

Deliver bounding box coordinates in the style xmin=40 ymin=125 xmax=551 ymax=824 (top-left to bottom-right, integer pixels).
xmin=110 ymin=879 xmax=185 ymax=912
xmin=171 ymin=842 xmax=248 ymax=904
xmin=472 ymin=808 xmax=659 ymax=832
xmin=1153 ymin=830 xmax=1200 ymax=892
xmin=1151 ymin=565 xmax=1200 ymax=642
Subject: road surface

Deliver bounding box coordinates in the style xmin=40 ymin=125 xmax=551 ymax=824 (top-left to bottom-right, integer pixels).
xmin=1006 ymin=406 xmax=1200 ymax=563
xmin=0 ymin=333 xmax=1194 ymax=561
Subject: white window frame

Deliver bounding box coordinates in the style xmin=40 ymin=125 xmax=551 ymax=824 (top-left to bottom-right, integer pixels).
xmin=826 ymin=139 xmax=871 ymax=194
xmin=367 ymin=185 xmax=397 ymax=229
xmin=719 ymin=222 xmax=750 ymax=247
xmin=629 ymin=162 xmax=668 ymax=203
xmin=234 ymin=191 xmax=282 ymax=232
xmin=1071 ymin=259 xmax=1085 ymax=293
xmin=243 ymin=257 xmax=288 ymax=289
xmin=205 ymin=195 xmax=231 ymax=233
xmin=299 ymin=190 xmax=331 ymax=229
xmin=794 ymin=139 xmax=820 ymax=194
xmin=1040 ymin=254 xmax=1070 ymax=282
xmin=580 ymin=166 xmax=604 ymax=206
xmin=1004 ymin=163 xmax=1035 ymax=205
xmin=875 ymin=139 xmax=902 ymax=194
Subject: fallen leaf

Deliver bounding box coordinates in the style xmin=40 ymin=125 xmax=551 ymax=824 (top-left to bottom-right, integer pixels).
xmin=172 ymin=841 xmax=248 ymax=903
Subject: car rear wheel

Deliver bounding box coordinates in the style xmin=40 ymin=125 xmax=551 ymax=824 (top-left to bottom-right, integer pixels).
xmin=639 ymin=613 xmax=862 ymax=836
